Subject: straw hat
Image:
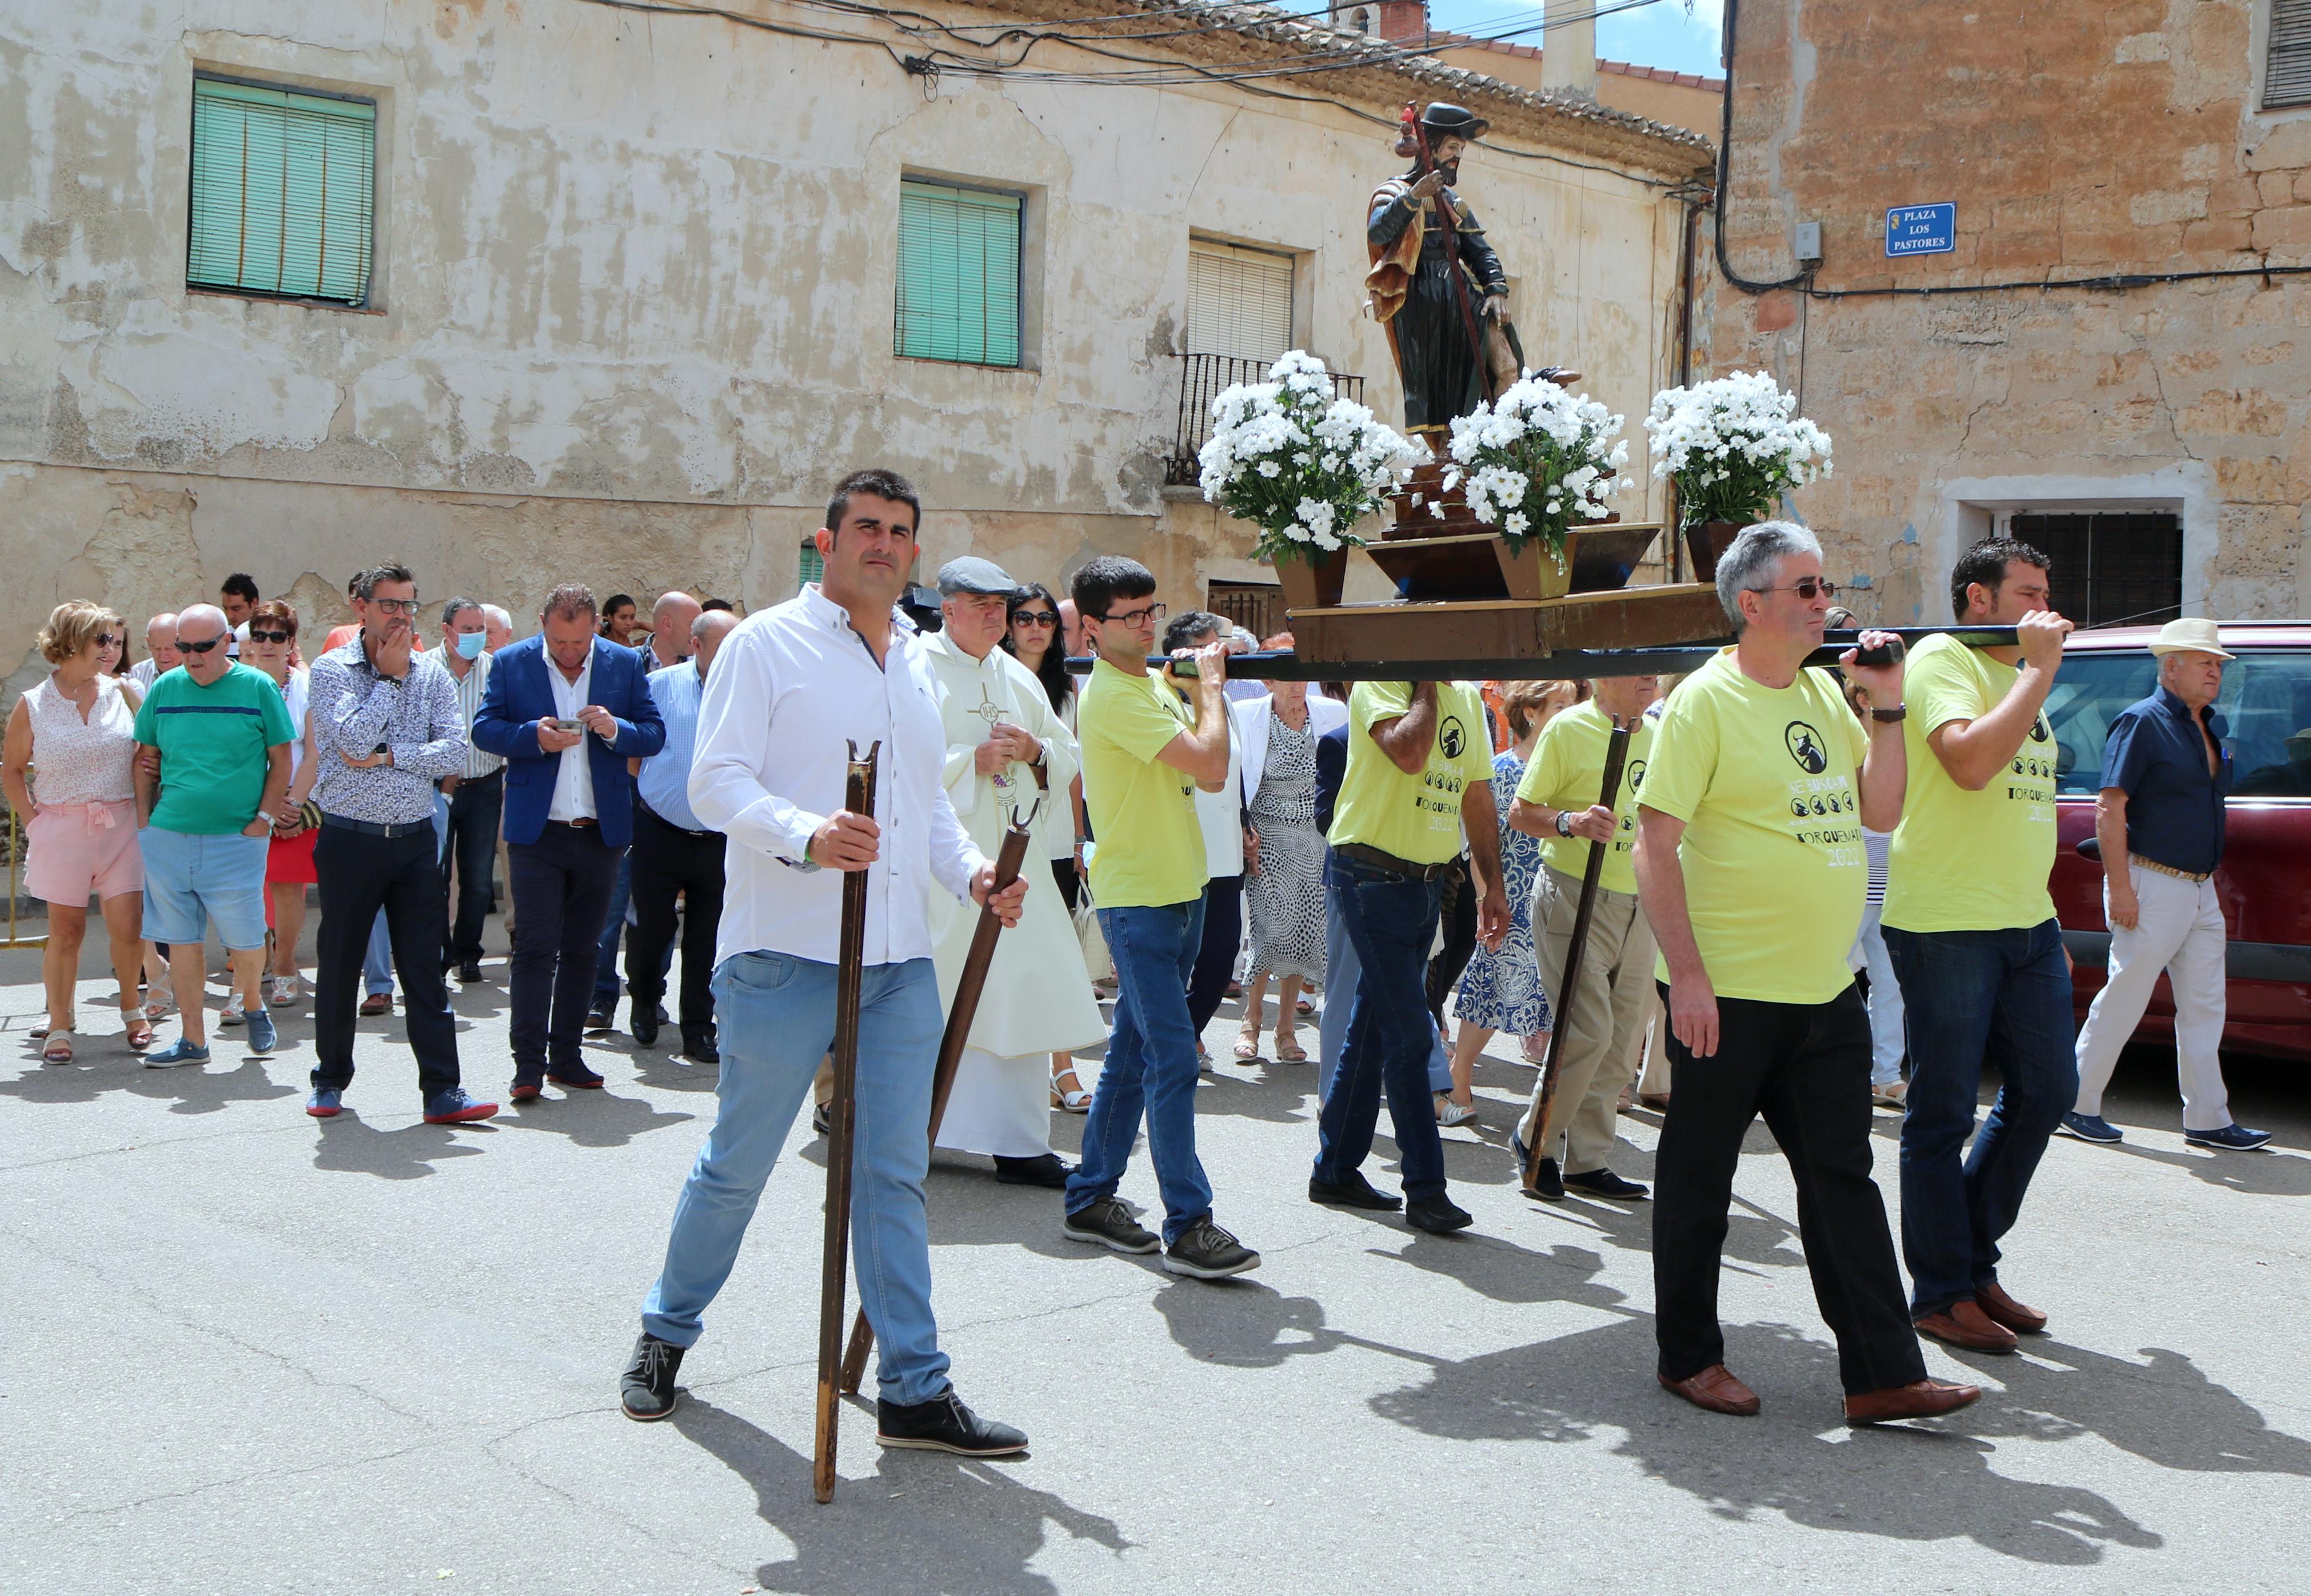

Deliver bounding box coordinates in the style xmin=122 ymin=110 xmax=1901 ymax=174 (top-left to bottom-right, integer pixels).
xmin=2147 ymin=617 xmax=2234 ymax=659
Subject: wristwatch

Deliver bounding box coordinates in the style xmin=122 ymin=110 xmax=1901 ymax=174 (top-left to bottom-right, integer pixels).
xmin=1554 ymin=809 xmax=1575 ymax=837
xmin=254 ymin=809 xmax=275 ymax=829
xmin=1870 ymin=704 xmax=1907 ymax=723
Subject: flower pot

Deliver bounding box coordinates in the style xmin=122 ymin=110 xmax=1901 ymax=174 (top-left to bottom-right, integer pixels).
xmin=1494 ymin=537 xmax=1572 ymax=602
xmin=1274 ymin=546 xmax=1350 ymax=612
xmin=1684 ymin=520 xmax=1750 ymax=582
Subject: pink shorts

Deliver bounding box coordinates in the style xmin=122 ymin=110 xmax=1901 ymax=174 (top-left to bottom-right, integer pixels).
xmin=23 ymin=800 xmax=143 ymax=905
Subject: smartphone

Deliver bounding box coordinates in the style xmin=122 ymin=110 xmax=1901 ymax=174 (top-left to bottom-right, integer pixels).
xmin=549 ymin=718 xmax=584 ymax=732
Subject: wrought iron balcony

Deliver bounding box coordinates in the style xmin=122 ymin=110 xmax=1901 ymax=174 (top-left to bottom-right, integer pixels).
xmin=1163 ymin=353 xmax=1367 ymax=487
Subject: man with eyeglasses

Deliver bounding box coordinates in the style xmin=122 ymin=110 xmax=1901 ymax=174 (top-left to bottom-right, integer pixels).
xmin=1061 ymin=556 xmax=1261 ymax=1280
xmin=131 ymin=604 xmax=296 ymax=1067
xmin=304 ymin=564 xmax=496 ymax=1124
xmin=1634 ymin=521 xmax=1978 ymax=1426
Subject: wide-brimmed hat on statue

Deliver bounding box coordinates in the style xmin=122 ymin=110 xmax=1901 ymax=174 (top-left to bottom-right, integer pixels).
xmin=2147 ymin=617 xmax=2235 ymax=659
xmin=1419 ymin=103 xmax=1490 ymax=143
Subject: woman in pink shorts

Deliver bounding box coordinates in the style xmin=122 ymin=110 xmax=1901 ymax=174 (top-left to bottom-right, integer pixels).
xmin=2 ymin=602 xmax=151 ymax=1060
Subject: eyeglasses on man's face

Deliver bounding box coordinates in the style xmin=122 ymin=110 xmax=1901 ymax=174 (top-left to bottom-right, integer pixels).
xmin=368 ymin=597 xmax=421 ymax=617
xmin=1758 ymin=577 xmax=1838 ymax=602
xmin=1011 ymin=609 xmax=1058 ymax=629
xmin=1101 ymin=602 xmax=1167 ymax=629
xmin=177 ymin=635 xmax=225 ymax=654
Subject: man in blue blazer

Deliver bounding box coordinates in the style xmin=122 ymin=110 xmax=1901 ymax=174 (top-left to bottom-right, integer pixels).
xmin=474 ymin=583 xmax=666 ymax=1097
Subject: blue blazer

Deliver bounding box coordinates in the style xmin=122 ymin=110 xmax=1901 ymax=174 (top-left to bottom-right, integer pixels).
xmin=473 ymin=636 xmax=666 ymax=848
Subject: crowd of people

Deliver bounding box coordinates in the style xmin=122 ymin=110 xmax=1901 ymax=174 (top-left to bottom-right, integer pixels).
xmin=1 ymin=470 xmax=2272 ymax=1457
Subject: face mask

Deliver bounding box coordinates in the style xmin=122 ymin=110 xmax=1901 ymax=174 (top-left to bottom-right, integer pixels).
xmin=456 ymin=631 xmax=486 ymax=660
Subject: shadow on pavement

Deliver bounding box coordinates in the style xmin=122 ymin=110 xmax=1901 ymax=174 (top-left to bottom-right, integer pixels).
xmin=0 ymin=1052 xmax=298 ymax=1115
xmin=496 ymin=1087 xmax=695 ymax=1148
xmin=2101 ymin=1140 xmax=2311 ymax=1196
xmin=309 ymin=1112 xmax=493 ymax=1179
xmin=670 ymin=1395 xmax=1131 ymax=1596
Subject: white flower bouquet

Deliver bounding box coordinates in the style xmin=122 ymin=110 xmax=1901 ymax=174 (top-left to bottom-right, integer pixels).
xmin=1643 ymin=370 xmax=1831 ymax=528
xmin=1198 ymin=351 xmax=1427 ymax=567
xmin=1441 ymin=374 xmax=1632 ymax=554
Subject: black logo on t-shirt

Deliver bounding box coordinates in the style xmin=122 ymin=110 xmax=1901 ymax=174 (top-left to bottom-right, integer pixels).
xmin=1625 ymin=758 xmax=1646 ymax=792
xmin=2028 ymin=715 xmax=2051 ymax=743
xmin=1785 ymin=721 xmax=1830 ymax=774
xmin=1440 ymin=716 xmax=1467 ymax=760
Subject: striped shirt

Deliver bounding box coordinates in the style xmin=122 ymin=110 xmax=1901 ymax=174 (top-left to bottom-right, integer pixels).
xmin=446 ymin=651 xmax=504 ymax=780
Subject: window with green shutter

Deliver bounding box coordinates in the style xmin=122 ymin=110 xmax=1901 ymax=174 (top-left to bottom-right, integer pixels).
xmin=799 ymin=538 xmax=825 ymax=592
xmin=188 ymin=76 xmax=376 ymax=306
xmin=895 ymin=179 xmax=1023 ymax=368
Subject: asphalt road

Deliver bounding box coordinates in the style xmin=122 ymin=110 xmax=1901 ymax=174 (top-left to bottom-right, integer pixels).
xmin=2 ymin=921 xmax=2306 ymax=1594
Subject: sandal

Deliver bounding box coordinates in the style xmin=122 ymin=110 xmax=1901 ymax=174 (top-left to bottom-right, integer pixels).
xmin=121 ymin=1009 xmax=154 ymax=1053
xmin=143 ymin=992 xmax=178 ymax=1022
xmin=1271 ymin=1030 xmax=1308 ymax=1064
xmin=1435 ymin=1094 xmax=1479 ymax=1129
xmin=1231 ymin=1036 xmax=1262 ymax=1062
xmin=42 ymin=1029 xmax=74 ymax=1065
xmin=1050 ymin=1066 xmax=1092 ymax=1114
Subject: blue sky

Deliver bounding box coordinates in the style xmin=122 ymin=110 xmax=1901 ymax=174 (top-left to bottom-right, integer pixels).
xmin=1290 ymin=1 xmax=1727 ymax=78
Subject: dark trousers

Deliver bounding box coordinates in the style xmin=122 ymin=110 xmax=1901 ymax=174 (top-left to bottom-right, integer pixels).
xmin=1425 ymin=856 xmax=1477 ymax=1029
xmin=1314 ymin=853 xmax=1449 ymax=1200
xmin=1185 ymin=872 xmax=1243 ymax=1035
xmin=440 ymin=771 xmax=503 ymax=967
xmin=313 ymin=821 xmax=461 ymax=1098
xmin=1885 ymin=920 xmax=2076 ymax=1317
xmin=1652 ymin=984 xmax=1927 ymax=1397
xmin=626 ymin=807 xmax=727 ymax=1040
xmin=509 ymin=823 xmax=623 ymax=1077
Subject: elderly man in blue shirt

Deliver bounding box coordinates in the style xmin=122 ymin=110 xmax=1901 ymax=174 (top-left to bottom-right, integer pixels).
xmin=2066 ymin=618 xmax=2270 ymax=1150
xmin=624 ymin=608 xmax=740 ymax=1063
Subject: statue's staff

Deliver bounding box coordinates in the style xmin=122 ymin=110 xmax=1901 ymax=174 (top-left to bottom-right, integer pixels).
xmin=813 ymin=739 xmax=879 ymax=1505
xmin=1401 ymin=102 xmax=1496 ymax=405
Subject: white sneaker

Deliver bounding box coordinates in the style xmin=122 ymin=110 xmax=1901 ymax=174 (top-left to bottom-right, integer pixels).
xmin=267 ymin=976 xmax=300 ymax=1008
xmin=219 ymin=992 xmax=247 ymax=1027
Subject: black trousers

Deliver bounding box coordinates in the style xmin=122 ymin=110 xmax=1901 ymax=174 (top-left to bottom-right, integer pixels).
xmin=625 ymin=807 xmax=726 ymax=1040
xmin=508 ymin=822 xmax=622 ymax=1077
xmin=313 ymin=821 xmax=461 ymax=1097
xmin=1185 ymin=872 xmax=1243 ymax=1035
xmin=440 ymin=771 xmax=504 ymax=967
xmin=1426 ymin=856 xmax=1478 ymax=1030
xmin=1651 ymin=983 xmax=1927 ymax=1397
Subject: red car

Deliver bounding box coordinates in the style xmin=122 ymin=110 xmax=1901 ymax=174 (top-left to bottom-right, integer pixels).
xmin=2044 ymin=621 xmax=2311 ymax=1062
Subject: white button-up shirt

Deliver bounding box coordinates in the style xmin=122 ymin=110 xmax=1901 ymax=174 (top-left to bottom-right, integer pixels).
xmin=689 ymin=585 xmax=984 ymax=968
xmin=546 ymin=647 xmax=597 ymax=822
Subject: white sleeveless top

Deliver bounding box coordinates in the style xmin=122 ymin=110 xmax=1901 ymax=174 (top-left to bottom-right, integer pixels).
xmin=25 ymin=673 xmax=138 ymax=806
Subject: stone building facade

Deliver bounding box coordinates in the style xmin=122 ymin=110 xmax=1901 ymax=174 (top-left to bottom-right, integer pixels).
xmin=1699 ymin=0 xmax=2311 ymax=625
xmin=0 ymin=1 xmax=1707 ymax=689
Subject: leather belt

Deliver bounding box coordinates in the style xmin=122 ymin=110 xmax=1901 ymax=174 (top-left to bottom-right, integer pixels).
xmin=1334 ymin=841 xmax=1455 ymax=882
xmin=640 ymin=801 xmax=712 ymax=839
xmin=322 ymin=814 xmax=433 ymax=840
xmin=2136 ymin=856 xmax=2213 ymax=884
xmin=547 ymin=817 xmax=599 ymax=830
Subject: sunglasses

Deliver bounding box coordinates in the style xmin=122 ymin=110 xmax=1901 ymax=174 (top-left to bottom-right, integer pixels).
xmin=94 ymin=633 xmax=119 ymax=649
xmin=1759 ymin=577 xmax=1839 ymax=601
xmin=1011 ymin=611 xmax=1058 ymax=628
xmin=178 ymin=636 xmax=225 ymax=654
xmin=1101 ymin=602 xmax=1167 ymax=628
xmin=248 ymin=629 xmax=294 ymax=645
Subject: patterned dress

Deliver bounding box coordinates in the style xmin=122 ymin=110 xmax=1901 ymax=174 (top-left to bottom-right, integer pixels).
xmin=1451 ymin=750 xmax=1553 ymax=1036
xmin=1246 ymin=708 xmax=1327 ymax=980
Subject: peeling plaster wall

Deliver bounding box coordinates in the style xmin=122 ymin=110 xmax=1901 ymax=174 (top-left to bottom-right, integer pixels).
xmin=1 ymin=1 xmax=1694 ymax=675
xmin=1700 ymin=0 xmax=2311 ymax=624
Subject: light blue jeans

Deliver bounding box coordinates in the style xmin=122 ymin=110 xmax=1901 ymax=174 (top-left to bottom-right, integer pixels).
xmin=641 ymin=951 xmax=951 ymax=1405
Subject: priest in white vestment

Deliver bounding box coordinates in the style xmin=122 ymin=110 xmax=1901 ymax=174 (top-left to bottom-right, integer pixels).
xmin=921 ymin=557 xmax=1109 ymax=1185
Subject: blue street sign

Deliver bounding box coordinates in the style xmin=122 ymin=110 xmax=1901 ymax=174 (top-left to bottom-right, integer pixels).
xmin=1885 ymin=202 xmax=1956 ymax=257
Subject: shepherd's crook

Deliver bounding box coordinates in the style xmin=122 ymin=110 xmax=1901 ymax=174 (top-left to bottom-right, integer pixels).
xmin=814 ymin=740 xmax=879 ymax=1505
xmin=1523 ymin=717 xmax=1632 ymax=1199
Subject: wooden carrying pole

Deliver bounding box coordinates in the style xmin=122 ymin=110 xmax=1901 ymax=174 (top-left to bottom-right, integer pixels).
xmin=838 ymin=817 xmax=1036 ymax=1396
xmin=814 ymin=740 xmax=879 ymax=1506
xmin=1522 ymin=717 xmax=1633 ymax=1199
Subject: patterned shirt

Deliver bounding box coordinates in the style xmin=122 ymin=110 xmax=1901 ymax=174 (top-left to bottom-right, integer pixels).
xmin=445 ymin=651 xmax=504 ymax=780
xmin=306 ymin=637 xmax=468 ymax=825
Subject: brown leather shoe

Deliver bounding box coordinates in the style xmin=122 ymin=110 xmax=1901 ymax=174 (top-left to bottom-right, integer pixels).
xmin=1914 ymin=1299 xmax=2019 ymax=1352
xmin=1659 ymin=1364 xmax=1761 ymax=1416
xmin=1845 ymin=1378 xmax=1982 ymax=1425
xmin=1974 ymin=1280 xmax=2047 ymax=1335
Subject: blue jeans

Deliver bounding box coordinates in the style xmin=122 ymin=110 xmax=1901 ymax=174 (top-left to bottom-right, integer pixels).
xmin=1314 ymin=853 xmax=1448 ymax=1201
xmin=1886 ymin=919 xmax=2077 ymax=1318
xmin=1318 ymin=866 xmax=1450 ymax=1102
xmin=642 ymin=952 xmax=950 ymax=1405
xmin=596 ymin=841 xmax=639 ymax=1009
xmin=1066 ymin=898 xmax=1214 ymax=1245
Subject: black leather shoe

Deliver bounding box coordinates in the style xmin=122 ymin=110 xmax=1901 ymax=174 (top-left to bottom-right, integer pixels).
xmin=876 ymin=1388 xmax=1027 ymax=1455
xmin=1563 ymin=1167 xmax=1650 ymax=1200
xmin=812 ymin=1102 xmax=831 ymax=1138
xmin=631 ymin=1001 xmax=660 ymax=1048
xmin=1308 ymin=1172 xmax=1403 ymax=1211
xmin=682 ymin=1032 xmax=720 ymax=1064
xmin=619 ymin=1333 xmax=685 ymax=1421
xmin=456 ymin=961 xmax=484 ymax=984
xmin=1404 ymin=1192 xmax=1474 ymax=1234
xmin=993 ymin=1152 xmax=1074 ymax=1188
xmin=584 ymin=1006 xmax=612 ymax=1033
xmin=1512 ymin=1134 xmax=1566 ymax=1201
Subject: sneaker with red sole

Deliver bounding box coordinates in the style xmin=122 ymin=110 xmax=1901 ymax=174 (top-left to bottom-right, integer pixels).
xmin=422 ymin=1088 xmax=498 ymax=1123
xmin=546 ymin=1067 xmax=606 ymax=1090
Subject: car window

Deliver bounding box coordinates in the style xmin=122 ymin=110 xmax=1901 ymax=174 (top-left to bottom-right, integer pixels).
xmin=2045 ymin=647 xmax=2311 ymax=799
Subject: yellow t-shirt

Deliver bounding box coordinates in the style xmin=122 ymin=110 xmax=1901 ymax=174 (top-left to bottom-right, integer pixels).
xmin=1329 ymin=680 xmax=1496 ymax=865
xmin=1516 ymin=699 xmax=1655 ymax=896
xmin=1080 ymin=657 xmax=1208 ymax=909
xmin=1639 ymin=649 xmax=1870 ymax=1004
xmin=1882 ymin=634 xmax=2057 ymax=933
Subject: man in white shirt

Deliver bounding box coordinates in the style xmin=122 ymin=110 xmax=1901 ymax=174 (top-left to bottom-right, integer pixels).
xmin=624 ymin=469 xmax=1029 ymax=1459
xmin=130 ymin=613 xmax=181 ymax=688
xmin=437 ymin=597 xmax=504 ymax=982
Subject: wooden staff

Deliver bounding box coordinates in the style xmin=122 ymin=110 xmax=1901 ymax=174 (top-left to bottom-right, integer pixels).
xmin=814 ymin=740 xmax=879 ymax=1505
xmin=838 ymin=812 xmax=1039 ymax=1395
xmin=1523 ymin=717 xmax=1633 ymax=1199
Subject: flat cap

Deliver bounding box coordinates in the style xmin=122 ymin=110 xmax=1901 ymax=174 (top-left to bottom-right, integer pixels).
xmin=936 ymin=556 xmax=1019 ymax=598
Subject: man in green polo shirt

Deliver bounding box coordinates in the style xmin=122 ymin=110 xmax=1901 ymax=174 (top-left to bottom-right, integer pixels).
xmin=1061 ymin=556 xmax=1261 ymax=1281
xmin=1883 ymin=537 xmax=2075 ymax=1354
xmin=1507 ymin=673 xmax=1659 ymax=1202
xmin=1311 ymin=676 xmax=1506 ymax=1234
xmin=1634 ymin=521 xmax=1977 ymax=1427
